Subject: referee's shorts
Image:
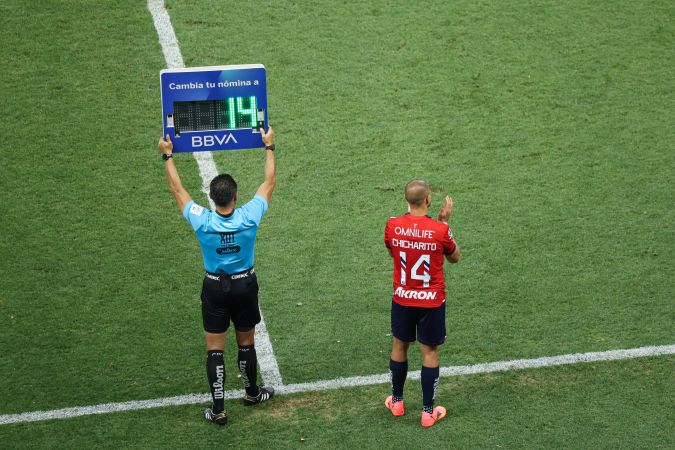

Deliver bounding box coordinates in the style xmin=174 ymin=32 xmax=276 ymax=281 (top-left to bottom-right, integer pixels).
xmin=200 ymin=268 xmax=261 ymax=333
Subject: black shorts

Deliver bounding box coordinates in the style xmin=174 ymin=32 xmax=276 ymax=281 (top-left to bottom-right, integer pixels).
xmin=200 ymin=269 xmax=261 ymax=333
xmin=391 ymin=301 xmax=446 ymax=346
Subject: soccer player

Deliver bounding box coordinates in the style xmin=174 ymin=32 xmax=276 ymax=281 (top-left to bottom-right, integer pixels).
xmin=383 ymin=179 xmax=460 ymax=428
xmin=158 ymin=127 xmax=277 ymax=425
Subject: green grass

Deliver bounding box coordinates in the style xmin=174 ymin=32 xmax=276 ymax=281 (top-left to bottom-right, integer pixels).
xmin=2 ymin=357 xmax=673 ymax=449
xmin=0 ymin=0 xmax=210 ymax=412
xmin=171 ymin=0 xmax=675 ymax=380
xmin=0 ymin=0 xmax=673 ymax=447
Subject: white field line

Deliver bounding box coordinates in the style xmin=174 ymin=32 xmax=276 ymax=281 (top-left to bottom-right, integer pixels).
xmin=1 ymin=344 xmax=673 ymax=425
xmin=147 ymin=0 xmax=283 ymax=387
xmin=146 ymin=0 xmax=214 ymax=207
xmin=6 ymin=0 xmax=657 ymax=431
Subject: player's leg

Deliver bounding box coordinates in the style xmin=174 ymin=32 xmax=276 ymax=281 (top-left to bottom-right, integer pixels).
xmin=201 ymin=276 xmax=231 ymax=424
xmin=231 ymin=274 xmax=274 ymax=405
xmin=390 ymin=337 xmax=410 ymax=401
xmin=420 ymin=342 xmax=439 ymax=367
xmin=387 ymin=301 xmax=415 ymax=416
xmin=387 ymin=336 xmax=410 ymax=416
xmin=391 ymin=335 xmax=410 ymax=362
xmin=419 ymin=343 xmax=441 ymax=411
xmin=418 ymin=303 xmax=446 ymax=427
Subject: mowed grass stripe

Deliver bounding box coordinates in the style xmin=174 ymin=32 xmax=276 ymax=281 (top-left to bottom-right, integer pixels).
xmin=1 ymin=4 xmax=672 ymax=449
xmin=0 ymin=0 xmax=215 ymax=414
xmin=165 ymin=0 xmax=675 ymax=384
xmin=146 ymin=0 xmax=284 ymax=387
xmin=3 ymin=355 xmax=672 ymax=449
xmin=2 ymin=343 xmax=673 ymax=425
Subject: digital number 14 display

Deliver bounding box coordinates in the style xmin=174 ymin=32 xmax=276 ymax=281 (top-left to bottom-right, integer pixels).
xmin=172 ymin=96 xmax=262 ymax=134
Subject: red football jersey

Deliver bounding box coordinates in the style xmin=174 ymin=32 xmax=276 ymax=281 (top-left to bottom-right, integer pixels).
xmin=384 ymin=214 xmax=456 ymax=308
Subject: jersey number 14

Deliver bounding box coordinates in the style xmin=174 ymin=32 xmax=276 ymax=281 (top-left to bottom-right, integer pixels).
xmin=399 ymin=251 xmax=430 ymax=287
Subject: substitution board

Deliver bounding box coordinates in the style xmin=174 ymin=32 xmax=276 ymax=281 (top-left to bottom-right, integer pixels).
xmin=160 ymin=64 xmax=268 ymax=152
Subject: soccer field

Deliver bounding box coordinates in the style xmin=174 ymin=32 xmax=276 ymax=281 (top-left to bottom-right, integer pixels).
xmin=1 ymin=0 xmax=673 ymax=448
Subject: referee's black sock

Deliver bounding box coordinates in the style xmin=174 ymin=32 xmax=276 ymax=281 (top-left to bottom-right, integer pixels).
xmin=389 ymin=359 xmax=408 ymax=402
xmin=421 ymin=365 xmax=440 ymax=413
xmin=238 ymin=345 xmax=258 ymax=396
xmin=206 ymin=350 xmax=225 ymax=414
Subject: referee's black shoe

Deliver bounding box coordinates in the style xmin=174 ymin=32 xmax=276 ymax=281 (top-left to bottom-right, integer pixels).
xmin=203 ymin=406 xmax=228 ymax=425
xmin=243 ymin=386 xmax=275 ymax=406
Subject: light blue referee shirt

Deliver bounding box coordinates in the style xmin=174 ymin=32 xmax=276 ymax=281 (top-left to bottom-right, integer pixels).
xmin=182 ymin=195 xmax=268 ymax=274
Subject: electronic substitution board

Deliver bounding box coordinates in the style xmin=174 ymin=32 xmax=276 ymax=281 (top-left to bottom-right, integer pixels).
xmin=160 ymin=64 xmax=268 ymax=152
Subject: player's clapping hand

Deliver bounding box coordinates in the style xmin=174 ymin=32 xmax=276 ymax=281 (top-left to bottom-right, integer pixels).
xmin=158 ymin=134 xmax=173 ymax=154
xmin=438 ymin=196 xmax=453 ymax=223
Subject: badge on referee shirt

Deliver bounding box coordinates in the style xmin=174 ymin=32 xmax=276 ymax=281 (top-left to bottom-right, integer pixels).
xmin=190 ymin=203 xmax=204 ymax=216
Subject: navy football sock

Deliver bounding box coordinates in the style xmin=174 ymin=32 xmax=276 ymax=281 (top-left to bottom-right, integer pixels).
xmin=389 ymin=359 xmax=408 ymax=401
xmin=206 ymin=350 xmax=225 ymax=414
xmin=238 ymin=345 xmax=258 ymax=396
xmin=421 ymin=365 xmax=440 ymax=412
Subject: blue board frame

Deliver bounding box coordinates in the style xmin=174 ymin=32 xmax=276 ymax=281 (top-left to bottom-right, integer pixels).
xmin=160 ymin=64 xmax=268 ymax=152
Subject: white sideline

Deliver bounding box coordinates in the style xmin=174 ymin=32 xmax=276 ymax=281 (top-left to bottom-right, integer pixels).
xmin=147 ymin=0 xmax=284 ymax=388
xmin=1 ymin=344 xmax=673 ymax=425
xmin=4 ymin=0 xmax=667 ymax=430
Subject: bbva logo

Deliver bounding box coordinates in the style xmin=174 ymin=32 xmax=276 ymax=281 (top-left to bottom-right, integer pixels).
xmin=191 ymin=134 xmax=238 ymax=147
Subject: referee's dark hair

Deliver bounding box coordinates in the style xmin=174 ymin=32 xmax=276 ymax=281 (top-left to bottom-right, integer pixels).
xmin=209 ymin=174 xmax=237 ymax=207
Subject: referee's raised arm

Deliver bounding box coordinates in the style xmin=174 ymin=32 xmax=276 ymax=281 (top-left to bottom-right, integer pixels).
xmin=256 ymin=126 xmax=277 ymax=204
xmin=158 ymin=134 xmax=192 ymax=213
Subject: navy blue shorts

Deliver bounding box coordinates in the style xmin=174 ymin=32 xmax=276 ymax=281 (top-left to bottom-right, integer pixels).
xmin=391 ymin=301 xmax=446 ymax=346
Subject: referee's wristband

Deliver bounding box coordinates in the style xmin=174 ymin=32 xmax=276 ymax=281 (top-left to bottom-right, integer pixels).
xmin=265 ymin=144 xmax=275 ymax=151
xmin=162 ymin=153 xmax=173 ymax=161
